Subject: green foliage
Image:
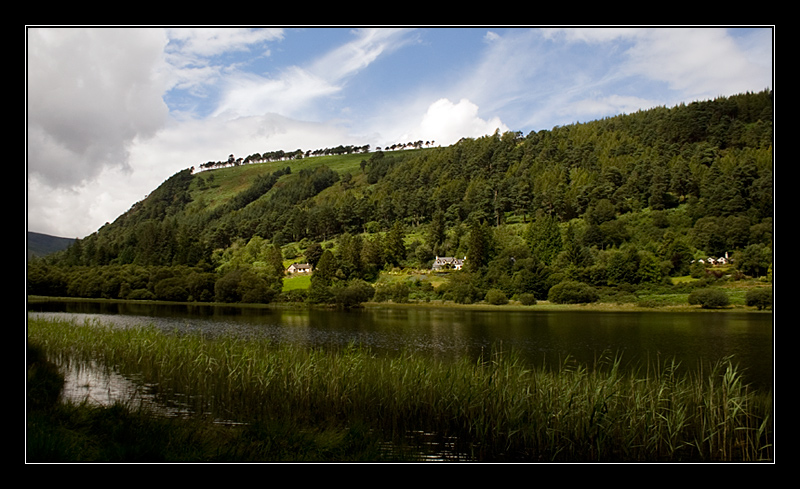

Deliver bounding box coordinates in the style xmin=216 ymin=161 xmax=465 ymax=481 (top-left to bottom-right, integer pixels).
xmin=485 ymin=288 xmax=509 ymax=305
xmin=311 ymin=250 xmax=338 ymax=288
xmin=31 ymin=91 xmax=773 ymax=307
xmin=688 ymin=288 xmax=730 ymax=309
xmin=548 ymin=281 xmax=599 ymax=304
xmin=383 ymin=222 xmax=407 ymax=267
xmin=465 ymin=220 xmax=492 ymax=271
xmin=734 ymin=243 xmax=772 ymax=278
xmin=525 ymin=214 xmax=562 ymax=265
xmin=745 ymin=287 xmax=772 ymax=310
xmin=373 ymin=282 xmax=410 ymax=303
xmin=31 ymin=317 xmax=773 ymax=461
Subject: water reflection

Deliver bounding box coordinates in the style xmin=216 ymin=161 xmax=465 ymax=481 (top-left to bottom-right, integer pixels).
xmin=28 ymin=300 xmax=773 ymax=390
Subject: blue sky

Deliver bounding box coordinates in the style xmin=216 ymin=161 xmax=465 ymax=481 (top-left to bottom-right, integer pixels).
xmin=27 ymin=26 xmax=773 ymax=239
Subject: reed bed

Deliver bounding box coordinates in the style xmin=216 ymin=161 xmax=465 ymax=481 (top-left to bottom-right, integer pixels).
xmin=28 ymin=316 xmax=773 ymax=462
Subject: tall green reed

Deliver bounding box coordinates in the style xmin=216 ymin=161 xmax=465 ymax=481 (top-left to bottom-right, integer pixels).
xmin=28 ymin=316 xmax=772 ymax=461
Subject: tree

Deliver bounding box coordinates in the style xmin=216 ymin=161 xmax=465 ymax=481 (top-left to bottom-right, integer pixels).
xmin=384 ymin=221 xmax=406 ymax=267
xmin=331 ymin=279 xmax=375 ymax=307
xmin=465 ymin=220 xmax=492 ymax=272
xmin=261 ymin=244 xmax=285 ymax=293
xmin=735 ymin=244 xmax=772 ymax=278
xmin=360 ymin=234 xmax=385 ymax=280
xmin=238 ymin=270 xmax=277 ymax=304
xmin=312 ymin=250 xmax=338 ymax=288
xmin=637 ymin=250 xmax=662 ymax=284
xmin=745 ymin=288 xmax=772 ymax=310
xmin=215 ymin=269 xmax=243 ymax=303
xmin=304 ymin=242 xmax=324 ymax=268
xmin=337 ymin=233 xmax=363 ymax=280
xmin=426 ymin=209 xmax=447 ymax=250
xmin=526 ymin=214 xmax=562 ymax=265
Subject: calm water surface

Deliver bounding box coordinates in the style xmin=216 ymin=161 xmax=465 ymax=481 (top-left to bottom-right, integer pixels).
xmin=28 ymin=300 xmax=774 ymax=391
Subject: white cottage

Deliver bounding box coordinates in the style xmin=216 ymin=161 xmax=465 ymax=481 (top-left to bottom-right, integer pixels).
xmin=431 ymin=256 xmax=466 ymax=271
xmin=286 ymin=263 xmax=313 ymax=275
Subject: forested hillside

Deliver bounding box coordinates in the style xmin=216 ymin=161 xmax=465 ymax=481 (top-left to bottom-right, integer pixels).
xmin=27 ymin=90 xmax=773 ymax=307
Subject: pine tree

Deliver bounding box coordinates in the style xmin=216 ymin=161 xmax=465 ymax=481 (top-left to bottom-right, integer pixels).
xmin=384 ymin=222 xmax=406 ymax=267
xmin=526 ymin=214 xmax=562 ymax=265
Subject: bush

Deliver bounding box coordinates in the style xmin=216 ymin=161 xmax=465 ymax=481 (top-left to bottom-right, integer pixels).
xmin=518 ymin=293 xmax=537 ymax=306
xmin=745 ymin=288 xmax=772 ymax=310
xmin=547 ymin=281 xmax=599 ymax=304
xmin=688 ymin=288 xmax=730 ymax=309
xmin=449 ymin=283 xmax=481 ymax=304
xmin=154 ymin=277 xmax=190 ymax=302
xmin=126 ymin=288 xmax=155 ymax=301
xmin=373 ymin=282 xmax=409 ymax=303
xmin=485 ymin=289 xmax=509 ymax=305
xmin=331 ymin=280 xmax=375 ymax=307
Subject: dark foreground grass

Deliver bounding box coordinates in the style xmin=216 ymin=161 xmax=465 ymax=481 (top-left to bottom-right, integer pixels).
xmin=27 ymin=316 xmax=773 ymax=462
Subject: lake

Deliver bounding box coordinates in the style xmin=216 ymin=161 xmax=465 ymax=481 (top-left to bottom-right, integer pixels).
xmin=27 ymin=300 xmax=775 ymax=392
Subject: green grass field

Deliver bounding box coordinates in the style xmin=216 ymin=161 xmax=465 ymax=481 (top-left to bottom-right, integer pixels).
xmin=283 ymin=274 xmax=311 ymax=292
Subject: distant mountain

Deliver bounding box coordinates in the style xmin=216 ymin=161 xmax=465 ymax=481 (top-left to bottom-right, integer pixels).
xmin=28 ymin=231 xmax=75 ymax=259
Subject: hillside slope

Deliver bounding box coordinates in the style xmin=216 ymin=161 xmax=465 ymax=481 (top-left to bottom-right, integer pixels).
xmin=29 ymin=90 xmax=773 ymax=305
xmin=27 ymin=232 xmax=75 ymax=259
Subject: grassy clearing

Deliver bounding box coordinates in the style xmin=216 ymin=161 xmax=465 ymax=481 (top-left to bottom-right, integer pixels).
xmin=28 ymin=316 xmax=773 ymax=462
xmin=283 ymin=274 xmax=312 ymax=292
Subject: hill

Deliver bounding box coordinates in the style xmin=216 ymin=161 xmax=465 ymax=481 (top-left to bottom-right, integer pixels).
xmin=27 ymin=232 xmax=75 ymax=259
xmin=28 ymin=90 xmax=773 ymax=307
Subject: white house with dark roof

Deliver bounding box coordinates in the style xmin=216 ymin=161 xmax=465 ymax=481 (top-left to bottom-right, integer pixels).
xmin=286 ymin=263 xmax=313 ymax=275
xmin=431 ymin=256 xmax=466 ymax=271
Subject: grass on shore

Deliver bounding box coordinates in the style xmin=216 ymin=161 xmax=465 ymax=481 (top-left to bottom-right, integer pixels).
xmin=27 ymin=316 xmax=772 ymax=462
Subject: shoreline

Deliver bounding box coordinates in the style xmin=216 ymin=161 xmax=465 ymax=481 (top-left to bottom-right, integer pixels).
xmin=27 ymin=295 xmax=771 ymax=314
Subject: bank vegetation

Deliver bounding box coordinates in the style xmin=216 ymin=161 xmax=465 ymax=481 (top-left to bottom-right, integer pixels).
xmin=28 ymin=316 xmax=772 ymax=462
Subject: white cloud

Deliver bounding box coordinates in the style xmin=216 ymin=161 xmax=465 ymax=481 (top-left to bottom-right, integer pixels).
xmin=567 ymin=94 xmax=659 ymax=121
xmin=418 ymin=98 xmax=509 ymax=146
xmin=308 ymin=28 xmax=416 ymax=83
xmin=211 ymin=28 xmax=417 ymax=121
xmin=211 ymin=67 xmax=340 ymax=120
xmin=26 ymin=26 xmax=772 ymax=239
xmin=165 ymin=27 xmax=283 ymax=58
xmin=621 ymin=28 xmax=771 ymax=100
xmin=27 ymin=28 xmax=171 ymax=188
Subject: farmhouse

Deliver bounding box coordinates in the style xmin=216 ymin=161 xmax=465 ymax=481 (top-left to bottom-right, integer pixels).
xmin=431 ymin=256 xmax=466 ymax=271
xmin=286 ymin=263 xmax=313 ymax=275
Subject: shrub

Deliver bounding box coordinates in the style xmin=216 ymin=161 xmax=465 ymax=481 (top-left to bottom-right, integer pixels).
xmin=745 ymin=288 xmax=772 ymax=310
xmin=331 ymin=279 xmax=375 ymax=307
xmin=689 ymin=261 xmax=707 ymax=279
xmin=154 ymin=277 xmax=190 ymax=302
xmin=449 ymin=283 xmax=480 ymax=304
xmin=547 ymin=281 xmax=599 ymax=304
xmin=485 ymin=289 xmax=509 ymax=305
xmin=373 ymin=282 xmax=409 ymax=303
xmin=688 ymin=288 xmax=730 ymax=309
xmin=518 ymin=293 xmax=537 ymax=306
xmin=127 ymin=288 xmax=155 ymax=301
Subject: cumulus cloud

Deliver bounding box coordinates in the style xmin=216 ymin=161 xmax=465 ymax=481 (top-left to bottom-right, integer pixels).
xmin=27 ymin=26 xmax=771 ymax=239
xmin=418 ymin=98 xmax=509 ymax=146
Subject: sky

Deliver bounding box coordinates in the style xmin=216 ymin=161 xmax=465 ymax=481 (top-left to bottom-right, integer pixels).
xmin=26 ymin=26 xmax=774 ymax=240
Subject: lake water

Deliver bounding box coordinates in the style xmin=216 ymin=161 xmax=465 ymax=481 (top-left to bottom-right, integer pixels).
xmin=27 ymin=300 xmax=775 ymax=393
